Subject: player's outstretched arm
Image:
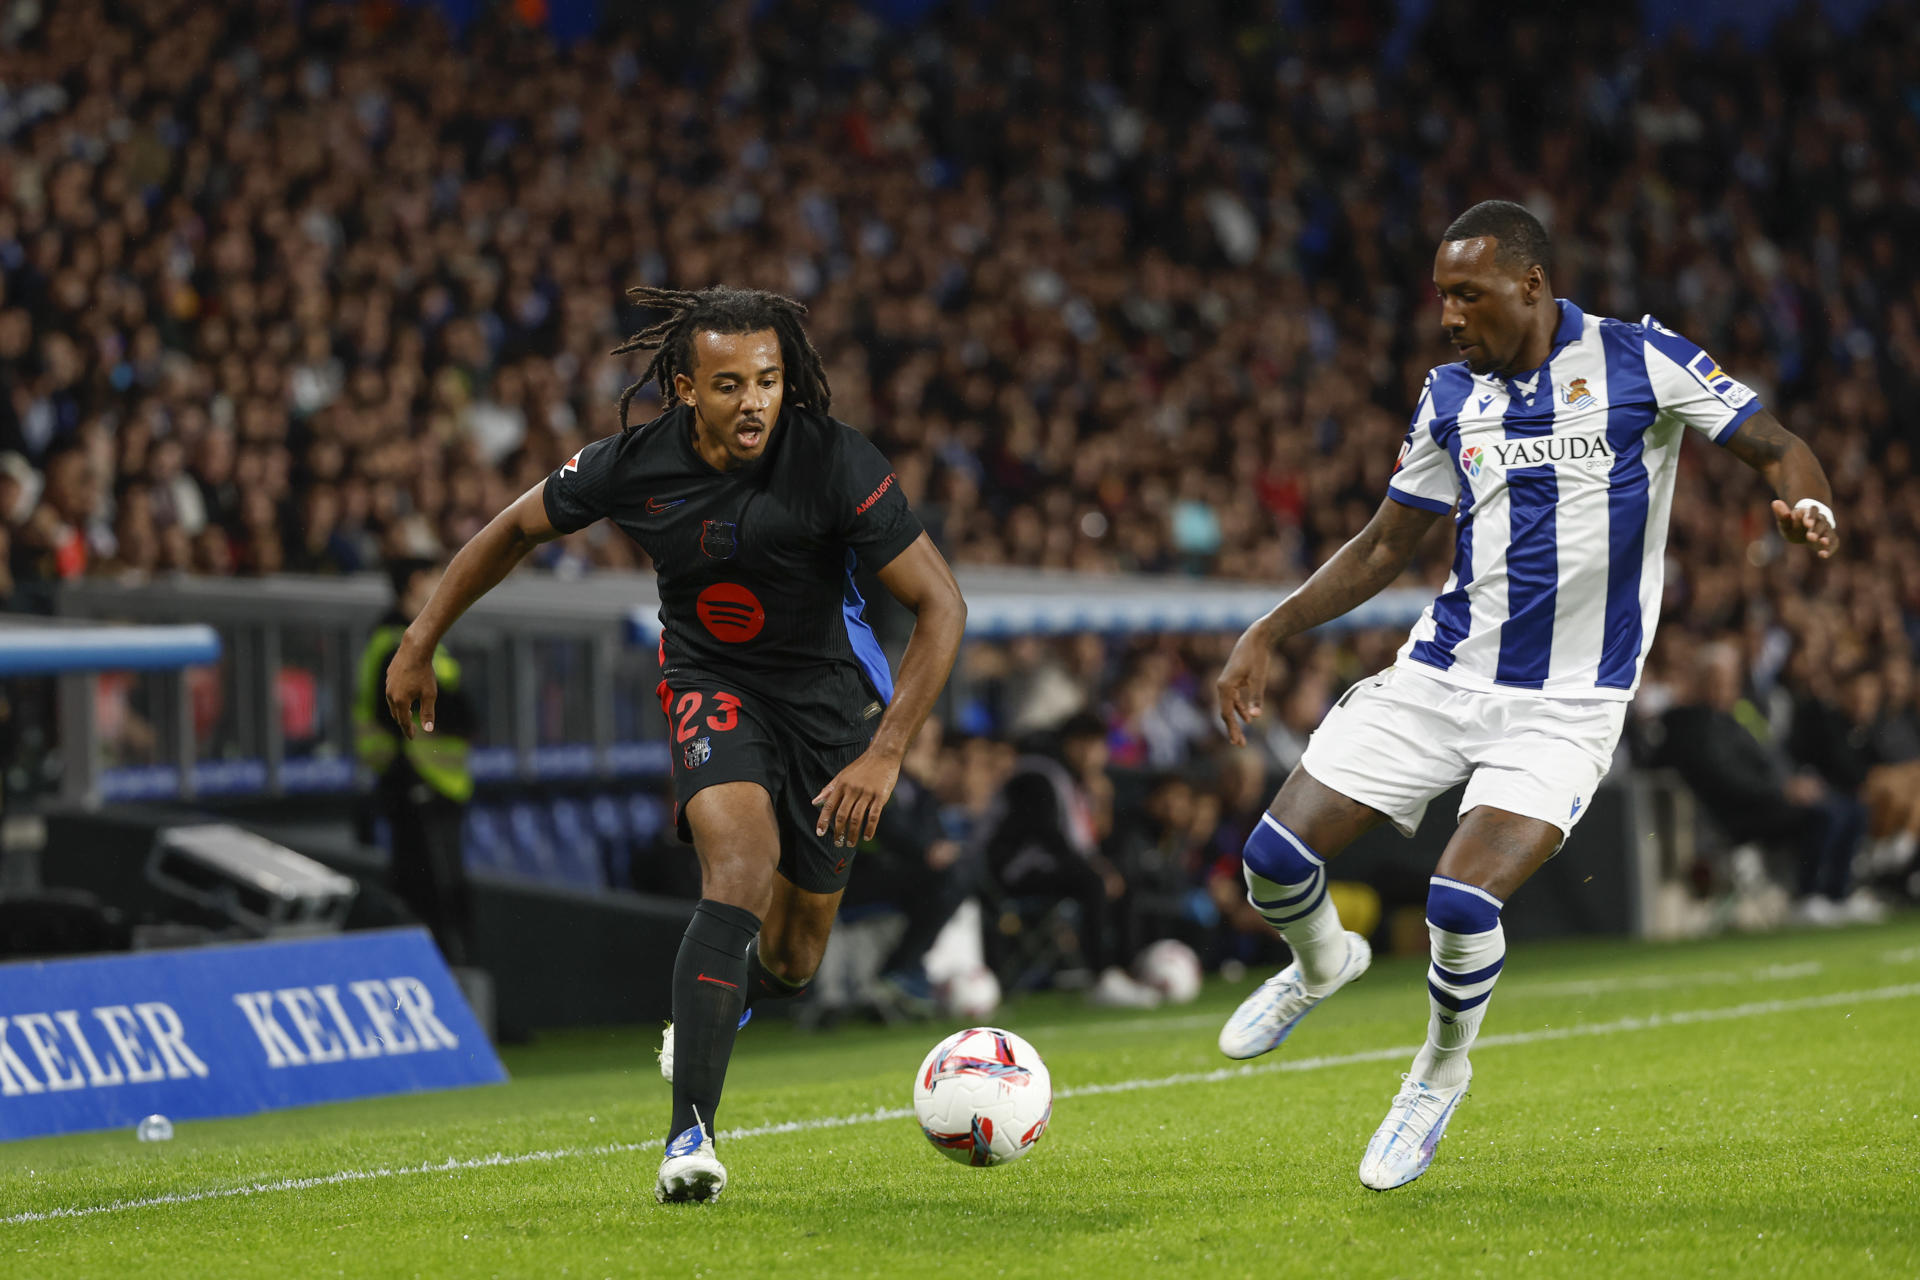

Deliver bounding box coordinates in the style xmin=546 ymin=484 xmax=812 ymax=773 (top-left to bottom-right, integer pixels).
xmin=385 ymin=482 xmax=563 ymax=739
xmin=812 ymin=533 xmax=967 ymax=847
xmin=1722 ymin=410 xmax=1839 ymax=560
xmin=1217 ymin=495 xmax=1441 ymax=746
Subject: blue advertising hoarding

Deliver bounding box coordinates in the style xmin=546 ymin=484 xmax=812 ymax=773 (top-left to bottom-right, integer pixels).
xmin=0 ymin=929 xmax=507 ymax=1141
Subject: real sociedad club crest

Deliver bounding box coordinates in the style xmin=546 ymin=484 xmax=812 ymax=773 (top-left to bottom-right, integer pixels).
xmin=701 ymin=519 xmax=738 ymax=559
xmin=684 ymin=736 xmax=711 ymax=770
xmin=1562 ymin=377 xmax=1596 ymax=409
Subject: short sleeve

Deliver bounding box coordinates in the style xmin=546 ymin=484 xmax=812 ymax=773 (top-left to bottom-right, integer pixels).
xmin=1640 ymin=317 xmax=1764 ymax=445
xmin=1385 ymin=376 xmax=1459 ymax=514
xmin=834 ymin=426 xmax=924 ymax=569
xmin=542 ymin=433 xmax=622 ymax=534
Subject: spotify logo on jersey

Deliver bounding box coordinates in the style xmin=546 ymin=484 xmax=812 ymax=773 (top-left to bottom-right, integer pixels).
xmin=697 ymin=582 xmax=766 ymax=643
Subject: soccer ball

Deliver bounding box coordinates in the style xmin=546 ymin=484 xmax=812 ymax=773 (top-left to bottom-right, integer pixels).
xmin=1133 ymin=938 xmax=1203 ymax=1004
xmin=939 ymin=966 xmax=1002 ymax=1020
xmin=912 ymin=1027 xmax=1052 ymax=1167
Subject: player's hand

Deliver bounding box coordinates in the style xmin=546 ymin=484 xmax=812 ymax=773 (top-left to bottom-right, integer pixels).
xmin=813 ymin=749 xmax=902 ymax=848
xmin=1772 ymin=499 xmax=1838 ymax=559
xmin=1217 ymin=624 xmax=1274 ymax=748
xmin=384 ymin=639 xmax=438 ymax=741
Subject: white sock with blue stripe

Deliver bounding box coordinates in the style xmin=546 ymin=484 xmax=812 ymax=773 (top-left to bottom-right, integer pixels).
xmin=1241 ymin=814 xmax=1349 ymax=991
xmin=1413 ymin=876 xmax=1506 ymax=1089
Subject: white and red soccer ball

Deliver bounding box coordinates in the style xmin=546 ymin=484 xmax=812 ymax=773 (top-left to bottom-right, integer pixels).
xmin=912 ymin=1027 xmax=1052 ymax=1167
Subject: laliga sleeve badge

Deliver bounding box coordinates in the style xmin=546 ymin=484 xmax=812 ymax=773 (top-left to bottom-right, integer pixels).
xmin=684 ymin=736 xmax=711 ymax=770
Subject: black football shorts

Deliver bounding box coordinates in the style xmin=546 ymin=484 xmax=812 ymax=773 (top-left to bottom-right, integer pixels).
xmin=660 ymin=671 xmax=875 ymax=894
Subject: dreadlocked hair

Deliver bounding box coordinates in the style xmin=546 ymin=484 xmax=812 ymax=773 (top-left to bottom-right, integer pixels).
xmin=611 ymin=285 xmax=830 ymax=433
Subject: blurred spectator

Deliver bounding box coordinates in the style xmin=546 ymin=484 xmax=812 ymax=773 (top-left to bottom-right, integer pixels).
xmin=842 ymin=718 xmax=973 ymax=1013
xmin=1660 ymin=640 xmax=1880 ymax=926
xmin=1107 ymin=770 xmax=1218 ymax=957
xmin=982 ymin=712 xmax=1161 ymax=1006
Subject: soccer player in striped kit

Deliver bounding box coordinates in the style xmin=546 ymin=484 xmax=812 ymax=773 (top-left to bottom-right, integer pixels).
xmin=1214 ymin=201 xmax=1839 ymax=1190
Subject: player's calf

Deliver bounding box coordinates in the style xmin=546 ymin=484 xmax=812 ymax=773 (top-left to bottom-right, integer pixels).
xmin=1357 ymin=874 xmax=1506 ymax=1190
xmin=1414 ymin=875 xmax=1505 ymax=1088
xmin=665 ymin=900 xmax=760 ymax=1146
xmin=660 ymin=939 xmax=802 ymax=1085
xmin=1241 ymin=813 xmax=1352 ymax=988
xmin=1219 ymin=814 xmax=1369 ymax=1059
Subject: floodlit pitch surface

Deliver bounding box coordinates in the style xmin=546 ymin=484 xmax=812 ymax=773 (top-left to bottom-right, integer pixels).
xmin=4 ymin=919 xmax=1916 ymax=1279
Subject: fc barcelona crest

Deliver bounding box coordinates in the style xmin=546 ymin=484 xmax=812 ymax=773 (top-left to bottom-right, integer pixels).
xmin=701 ymin=520 xmax=738 ymax=559
xmin=684 ymin=736 xmax=711 ymax=770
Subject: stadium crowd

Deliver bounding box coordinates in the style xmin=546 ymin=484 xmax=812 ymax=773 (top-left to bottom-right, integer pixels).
xmin=3 ymin=0 xmax=1918 ymax=942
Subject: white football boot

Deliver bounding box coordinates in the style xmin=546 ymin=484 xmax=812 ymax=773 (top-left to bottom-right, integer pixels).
xmin=1217 ymin=931 xmax=1371 ymax=1059
xmin=658 ymin=1008 xmax=752 ymax=1084
xmin=655 ymin=1119 xmax=727 ymax=1204
xmin=1357 ymin=1068 xmax=1472 ymax=1191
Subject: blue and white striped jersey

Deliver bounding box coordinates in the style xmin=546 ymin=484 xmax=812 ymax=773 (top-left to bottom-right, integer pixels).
xmin=1386 ymin=301 xmax=1762 ymax=701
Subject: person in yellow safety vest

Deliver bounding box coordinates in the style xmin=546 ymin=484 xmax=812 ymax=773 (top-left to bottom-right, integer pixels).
xmin=354 ymin=557 xmax=476 ymax=966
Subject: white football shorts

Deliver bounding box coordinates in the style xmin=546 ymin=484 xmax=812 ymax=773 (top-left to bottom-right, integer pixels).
xmin=1298 ymin=663 xmax=1625 ymax=840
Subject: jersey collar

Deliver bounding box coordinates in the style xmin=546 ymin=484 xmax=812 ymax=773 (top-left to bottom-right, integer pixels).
xmin=1550 ymin=298 xmax=1585 ymax=352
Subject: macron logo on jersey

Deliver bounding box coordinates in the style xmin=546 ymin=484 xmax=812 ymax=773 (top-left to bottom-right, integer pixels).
xmin=562 ymin=452 xmax=580 ymax=475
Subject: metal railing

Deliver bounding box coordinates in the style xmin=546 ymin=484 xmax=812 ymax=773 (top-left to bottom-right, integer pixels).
xmin=50 ymin=568 xmax=1432 ymax=804
xmin=54 ymin=572 xmax=671 ymax=803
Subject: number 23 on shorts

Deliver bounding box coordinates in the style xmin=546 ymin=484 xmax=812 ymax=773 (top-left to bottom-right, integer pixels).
xmin=670 ymin=690 xmax=741 ymax=743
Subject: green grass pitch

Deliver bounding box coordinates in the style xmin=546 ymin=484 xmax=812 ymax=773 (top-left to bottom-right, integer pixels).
xmin=4 ymin=918 xmax=1917 ymax=1279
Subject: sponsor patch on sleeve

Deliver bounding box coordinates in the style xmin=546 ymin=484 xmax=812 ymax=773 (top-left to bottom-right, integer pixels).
xmin=1686 ymin=351 xmax=1755 ymax=408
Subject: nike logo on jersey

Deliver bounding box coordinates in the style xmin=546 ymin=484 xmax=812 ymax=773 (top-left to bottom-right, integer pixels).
xmin=646 ymin=496 xmax=687 ymax=513
xmin=696 ymin=973 xmax=739 ymax=989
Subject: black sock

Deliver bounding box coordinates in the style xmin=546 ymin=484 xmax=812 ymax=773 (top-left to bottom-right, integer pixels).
xmin=745 ymin=940 xmax=813 ymax=1009
xmin=668 ymin=900 xmax=760 ymax=1144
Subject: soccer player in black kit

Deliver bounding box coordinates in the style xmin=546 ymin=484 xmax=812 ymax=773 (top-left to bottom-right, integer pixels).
xmin=384 ymin=287 xmax=967 ymax=1204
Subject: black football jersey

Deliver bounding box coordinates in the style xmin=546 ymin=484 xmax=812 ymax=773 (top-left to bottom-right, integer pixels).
xmin=543 ymin=404 xmax=925 ymax=743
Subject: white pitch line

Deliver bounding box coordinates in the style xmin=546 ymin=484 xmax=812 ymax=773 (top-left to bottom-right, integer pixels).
xmin=5 ymin=980 xmax=1916 ymax=1228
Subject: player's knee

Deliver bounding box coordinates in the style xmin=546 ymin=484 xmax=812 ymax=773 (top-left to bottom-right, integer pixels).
xmin=759 ymin=935 xmax=822 ymax=987
xmin=1426 ymin=876 xmax=1503 ymax=935
xmin=1241 ymin=815 xmax=1323 ymax=889
xmin=700 ymin=857 xmax=776 ymax=916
